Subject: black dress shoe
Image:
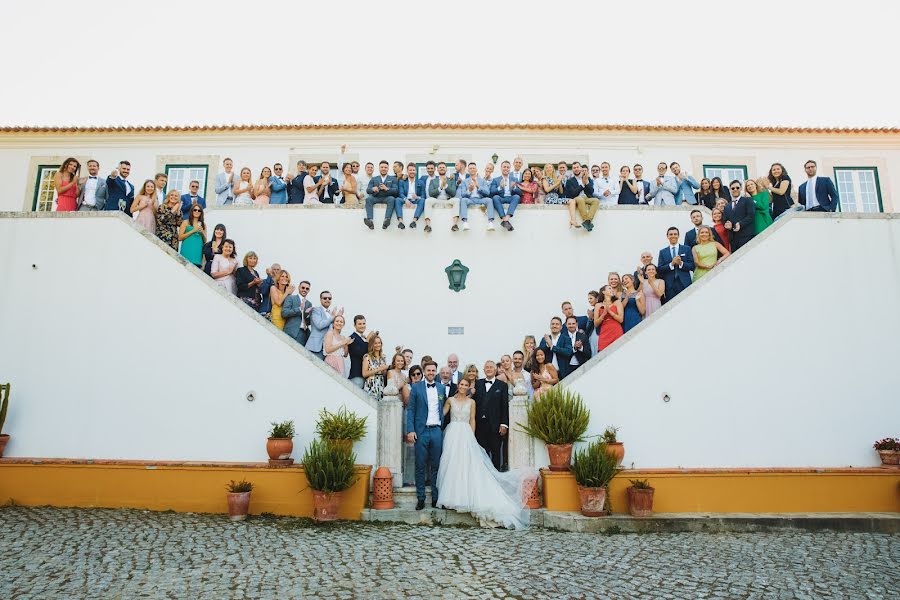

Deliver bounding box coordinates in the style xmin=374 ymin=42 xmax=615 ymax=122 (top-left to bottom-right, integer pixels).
xmin=382 ymin=219 xmax=390 ymax=230
xmin=363 ymin=218 xmax=374 ymax=230
xmin=424 ymin=224 xmax=432 ymax=233
xmin=409 ymin=220 xmax=417 ymax=229
xmin=583 ymin=220 xmax=593 ymax=231
xmin=431 ymin=499 xmax=438 ymax=508
xmin=398 ymin=221 xmax=406 ymax=230
xmin=451 ymin=224 xmax=459 ymax=232
xmin=415 ymin=499 xmax=425 ymax=510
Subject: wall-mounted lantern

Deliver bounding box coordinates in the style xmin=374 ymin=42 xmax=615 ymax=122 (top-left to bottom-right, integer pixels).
xmin=444 ymin=259 xmax=470 ymax=292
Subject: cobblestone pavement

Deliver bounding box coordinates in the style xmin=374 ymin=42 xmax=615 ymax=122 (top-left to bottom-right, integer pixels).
xmin=1 ymin=507 xmax=897 ymax=600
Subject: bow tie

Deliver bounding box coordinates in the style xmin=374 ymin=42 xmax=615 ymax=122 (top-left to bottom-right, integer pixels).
xmin=426 ymin=383 xmax=435 ymax=388
xmin=486 ymin=379 xmax=495 ymax=385
xmin=89 ymin=176 xmax=97 ymax=179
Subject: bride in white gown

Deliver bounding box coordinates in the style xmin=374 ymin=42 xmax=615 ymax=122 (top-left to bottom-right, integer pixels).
xmin=436 ymin=378 xmax=536 ymax=529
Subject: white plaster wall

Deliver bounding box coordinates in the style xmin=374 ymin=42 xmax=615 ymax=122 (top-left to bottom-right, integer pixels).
xmin=563 ymin=213 xmax=900 ymax=469
xmin=0 ymin=213 xmax=377 ymax=463
xmin=0 ymin=128 xmax=896 ymax=211
xmin=203 ymin=204 xmax=686 ymax=367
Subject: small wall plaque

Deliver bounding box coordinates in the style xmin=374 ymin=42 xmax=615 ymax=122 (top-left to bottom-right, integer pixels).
xmin=448 ymin=327 xmax=464 ymax=335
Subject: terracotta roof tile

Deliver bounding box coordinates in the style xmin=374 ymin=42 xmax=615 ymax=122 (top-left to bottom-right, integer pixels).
xmin=0 ymin=123 xmax=897 ymax=134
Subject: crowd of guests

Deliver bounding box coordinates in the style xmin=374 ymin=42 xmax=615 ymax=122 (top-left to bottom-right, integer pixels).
xmin=52 ymin=152 xmax=839 ymax=237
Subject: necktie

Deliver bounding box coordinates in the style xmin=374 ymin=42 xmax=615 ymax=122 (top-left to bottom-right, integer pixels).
xmin=671 ymin=246 xmax=677 ymax=260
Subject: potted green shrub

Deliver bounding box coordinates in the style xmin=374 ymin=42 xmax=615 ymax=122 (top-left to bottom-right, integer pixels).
xmin=267 ymin=420 xmax=296 ymax=463
xmin=571 ymin=440 xmax=621 ymax=516
xmin=873 ymin=437 xmax=900 ymax=466
xmin=602 ymin=426 xmax=624 ymax=466
xmin=225 ymin=479 xmax=253 ymax=521
xmin=0 ymin=383 xmax=10 ymax=458
xmin=302 ymin=439 xmax=359 ymax=522
xmin=520 ymin=386 xmax=589 ymax=471
xmin=315 ymin=406 xmax=368 ymax=453
xmin=627 ymin=478 xmax=655 ymax=517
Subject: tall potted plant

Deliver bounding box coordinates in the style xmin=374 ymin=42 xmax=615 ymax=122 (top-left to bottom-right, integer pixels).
xmin=602 ymin=426 xmax=625 ymax=466
xmin=873 ymin=437 xmax=900 ymax=466
xmin=225 ymin=479 xmax=253 ymax=521
xmin=520 ymin=386 xmax=590 ymax=471
xmin=0 ymin=383 xmax=10 ymax=458
xmin=571 ymin=440 xmax=621 ymax=516
xmin=315 ymin=407 xmax=368 ymax=453
xmin=267 ymin=420 xmax=295 ymax=464
xmin=302 ymin=439 xmax=359 ymax=522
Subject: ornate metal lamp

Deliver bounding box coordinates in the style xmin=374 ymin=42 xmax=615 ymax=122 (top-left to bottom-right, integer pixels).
xmin=444 ymin=260 xmax=470 ymax=292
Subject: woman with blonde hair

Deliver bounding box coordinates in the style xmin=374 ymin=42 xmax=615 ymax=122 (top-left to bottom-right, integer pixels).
xmin=131 ymin=180 xmax=157 ymax=234
xmin=156 ymin=189 xmax=183 ymax=251
xmin=323 ymin=315 xmax=353 ymax=375
xmin=462 ymin=364 xmax=479 ymax=398
xmin=363 ymin=333 xmax=389 ymax=401
xmin=253 ymin=167 xmax=272 ymax=206
xmin=233 ymin=168 xmax=254 ymax=206
xmin=746 ymin=178 xmax=774 ymax=235
xmin=607 ymin=272 xmax=625 ymax=302
xmin=522 ymin=335 xmax=537 ymax=372
xmin=269 ymin=269 xmax=294 ymax=330
xmin=541 ymin=163 xmax=579 ymax=228
xmin=691 ymin=226 xmax=731 ymax=282
xmin=235 ymin=251 xmax=263 ymax=309
xmin=53 ymin=157 xmax=80 ymax=211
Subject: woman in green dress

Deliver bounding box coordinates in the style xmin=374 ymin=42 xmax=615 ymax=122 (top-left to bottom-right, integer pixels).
xmin=178 ymin=202 xmax=206 ymax=266
xmin=746 ymin=178 xmax=774 ymax=235
xmin=691 ymin=226 xmax=731 ymax=282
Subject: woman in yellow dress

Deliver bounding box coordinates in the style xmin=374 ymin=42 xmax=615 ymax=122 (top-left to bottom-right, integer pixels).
xmin=268 ymin=270 xmax=293 ymax=330
xmin=691 ymin=226 xmax=730 ymax=282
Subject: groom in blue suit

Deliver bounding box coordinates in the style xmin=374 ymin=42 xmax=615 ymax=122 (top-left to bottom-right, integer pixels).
xmin=406 ymin=361 xmax=446 ymax=510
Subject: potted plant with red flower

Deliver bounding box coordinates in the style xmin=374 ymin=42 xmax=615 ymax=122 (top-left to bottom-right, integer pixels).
xmin=873 ymin=437 xmax=900 ymax=466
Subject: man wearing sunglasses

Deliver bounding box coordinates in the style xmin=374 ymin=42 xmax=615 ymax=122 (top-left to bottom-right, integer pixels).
xmin=179 ymin=180 xmax=206 ymax=220
xmin=305 ymin=291 xmax=343 ymax=359
xmin=723 ymin=180 xmax=756 ymax=252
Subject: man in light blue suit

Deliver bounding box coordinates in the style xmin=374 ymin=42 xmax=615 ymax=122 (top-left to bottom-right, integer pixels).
xmin=214 ymin=158 xmax=235 ymax=206
xmin=269 ymin=163 xmax=288 ymax=204
xmin=671 ymin=162 xmax=700 ymax=206
xmin=648 ymin=162 xmax=678 ymax=206
xmin=305 ymin=291 xmax=341 ymax=359
xmin=406 ymin=361 xmax=446 ymax=510
xmin=455 ymin=162 xmax=496 ymax=232
xmin=490 ymin=160 xmax=520 ymax=232
xmin=364 ymin=160 xmax=401 ymax=230
xmin=797 ymin=160 xmax=839 ymax=212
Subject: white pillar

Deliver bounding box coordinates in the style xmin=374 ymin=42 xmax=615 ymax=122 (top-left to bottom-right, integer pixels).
xmin=377 ymin=382 xmax=403 ymax=488
xmin=508 ymin=380 xmax=534 ymax=470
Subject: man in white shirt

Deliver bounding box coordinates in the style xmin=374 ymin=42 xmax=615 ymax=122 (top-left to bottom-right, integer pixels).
xmin=154 ymin=173 xmax=168 ymax=206
xmin=649 ymin=161 xmax=678 ymax=206
xmin=214 ymin=158 xmax=235 ymax=206
xmin=592 ymin=162 xmax=620 ymax=208
xmin=557 ymin=161 xmax=571 ymax=181
xmin=446 ymin=353 xmax=463 ymax=384
xmin=406 ymin=361 xmax=445 ymax=509
xmin=512 ymin=351 xmax=533 ymax=400
xmin=358 ymin=162 xmax=374 ymax=202
xmin=512 ymin=156 xmax=525 ymax=181
xmin=77 ymin=159 xmax=108 ymax=211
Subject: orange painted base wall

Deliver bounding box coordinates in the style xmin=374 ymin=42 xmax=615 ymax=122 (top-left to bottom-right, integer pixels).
xmin=0 ymin=460 xmax=372 ymax=520
xmin=541 ymin=468 xmax=900 ymax=513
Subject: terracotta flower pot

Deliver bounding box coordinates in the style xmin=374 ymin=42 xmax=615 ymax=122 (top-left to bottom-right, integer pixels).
xmin=328 ymin=439 xmax=353 ymax=454
xmin=877 ymin=450 xmax=900 ymax=466
xmin=546 ymin=443 xmax=573 ymax=471
xmin=312 ymin=490 xmax=344 ymax=522
xmin=606 ymin=442 xmax=625 ymax=466
xmin=628 ymin=486 xmax=655 ymax=517
xmin=226 ymin=492 xmax=251 ymax=521
xmin=266 ymin=438 xmax=293 ymax=461
xmin=0 ymin=434 xmax=9 ymax=458
xmin=577 ymin=485 xmax=607 ymax=517
xmin=523 ymin=476 xmax=542 ymax=509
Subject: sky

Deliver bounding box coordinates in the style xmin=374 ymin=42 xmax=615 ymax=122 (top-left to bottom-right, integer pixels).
xmin=3 ymin=0 xmax=898 ymax=128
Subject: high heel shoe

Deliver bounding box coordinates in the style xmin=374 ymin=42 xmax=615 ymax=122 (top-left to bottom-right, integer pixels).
xmin=570 ymin=222 xmax=581 ymax=229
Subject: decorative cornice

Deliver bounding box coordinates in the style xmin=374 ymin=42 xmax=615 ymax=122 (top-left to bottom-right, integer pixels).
xmin=0 ymin=123 xmax=897 ymax=135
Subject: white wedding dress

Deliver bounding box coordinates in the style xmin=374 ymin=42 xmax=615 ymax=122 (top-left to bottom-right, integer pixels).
xmin=436 ymin=397 xmax=536 ymax=529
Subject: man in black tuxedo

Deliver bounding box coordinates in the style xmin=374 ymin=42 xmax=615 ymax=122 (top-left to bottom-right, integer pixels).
xmin=473 ymin=361 xmax=509 ymax=470
xmin=287 ymin=160 xmax=308 ymax=204
xmin=723 ymin=180 xmax=756 ymax=251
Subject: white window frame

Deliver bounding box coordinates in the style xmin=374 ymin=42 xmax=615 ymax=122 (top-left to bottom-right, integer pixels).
xmin=33 ymin=165 xmax=60 ymax=212
xmin=834 ymin=167 xmax=883 ymax=213
xmin=164 ymin=165 xmax=209 ymax=198
xmin=703 ymin=165 xmax=748 ymax=188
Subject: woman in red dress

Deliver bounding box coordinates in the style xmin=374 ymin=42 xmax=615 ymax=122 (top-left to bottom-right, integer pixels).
xmin=53 ymin=157 xmax=81 ymax=211
xmin=711 ymin=207 xmax=731 ymax=252
xmin=516 ymin=168 xmax=538 ymax=204
xmin=595 ymin=284 xmax=625 ymax=352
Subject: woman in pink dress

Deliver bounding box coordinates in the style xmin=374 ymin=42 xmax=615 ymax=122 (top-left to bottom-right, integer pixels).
xmin=252 ymin=167 xmax=272 ymax=206
xmin=131 ymin=180 xmax=158 ymax=234
xmin=639 ymin=263 xmax=665 ymax=318
xmin=530 ymin=348 xmax=558 ymax=400
xmin=517 ymin=168 xmax=538 ymax=204
xmin=595 ymin=285 xmax=625 ymax=352
xmin=53 ymin=158 xmax=80 ymax=211
xmin=323 ymin=315 xmax=353 ymax=376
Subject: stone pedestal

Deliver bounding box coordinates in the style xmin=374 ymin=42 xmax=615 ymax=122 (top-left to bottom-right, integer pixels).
xmin=508 ymin=382 xmax=534 ymax=470
xmin=377 ymin=383 xmax=403 ymax=488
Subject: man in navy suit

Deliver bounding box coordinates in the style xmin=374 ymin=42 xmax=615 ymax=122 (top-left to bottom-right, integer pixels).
xmin=406 ymin=361 xmax=446 ymax=509
xmin=105 ymin=160 xmax=134 ymax=214
xmin=364 ymin=160 xmax=401 ymax=230
xmin=315 ymin=162 xmax=340 ymax=204
xmin=684 ymin=209 xmax=723 ymax=247
xmin=409 ymin=161 xmax=436 ymax=231
xmin=633 ymin=164 xmax=651 ymax=205
xmin=490 ymin=160 xmax=520 ymax=232
xmin=179 ymin=180 xmax=206 ymax=220
xmin=287 ymin=160 xmax=308 ymax=204
xmin=798 ymin=160 xmax=839 ymax=212
xmin=539 ymin=317 xmax=574 ymax=378
xmin=723 ymin=180 xmax=756 ymax=251
xmin=562 ymin=316 xmax=591 ymax=374
xmin=657 ymin=226 xmax=696 ymax=304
